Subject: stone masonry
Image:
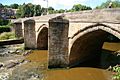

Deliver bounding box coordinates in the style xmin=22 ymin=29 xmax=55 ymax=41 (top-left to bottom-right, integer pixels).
xmin=12 ymin=8 xmax=120 ymax=67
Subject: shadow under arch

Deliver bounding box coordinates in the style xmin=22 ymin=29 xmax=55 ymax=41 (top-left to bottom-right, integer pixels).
xmin=37 ymin=25 xmax=48 ymax=50
xmin=69 ymin=24 xmax=120 ymax=68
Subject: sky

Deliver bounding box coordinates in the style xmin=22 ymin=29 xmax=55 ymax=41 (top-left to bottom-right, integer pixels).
xmin=0 ymin=0 xmax=111 ymax=9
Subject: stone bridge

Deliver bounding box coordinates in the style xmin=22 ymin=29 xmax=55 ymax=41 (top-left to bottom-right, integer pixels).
xmin=13 ymin=8 xmax=120 ymax=67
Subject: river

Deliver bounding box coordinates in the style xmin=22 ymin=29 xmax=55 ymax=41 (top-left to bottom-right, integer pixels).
xmin=24 ymin=42 xmax=120 ymax=80
xmin=0 ymin=42 xmax=120 ymax=80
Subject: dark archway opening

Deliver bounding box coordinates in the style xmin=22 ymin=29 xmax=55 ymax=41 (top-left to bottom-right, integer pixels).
xmin=37 ymin=27 xmax=48 ymax=50
xmin=69 ymin=30 xmax=120 ymax=69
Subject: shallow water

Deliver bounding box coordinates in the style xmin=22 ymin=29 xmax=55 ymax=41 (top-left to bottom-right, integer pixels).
xmin=46 ymin=68 xmax=112 ymax=80
xmin=15 ymin=42 xmax=119 ymax=80
xmin=103 ymin=42 xmax=120 ymax=51
xmin=1 ymin=42 xmax=119 ymax=80
xmin=25 ymin=50 xmax=113 ymax=80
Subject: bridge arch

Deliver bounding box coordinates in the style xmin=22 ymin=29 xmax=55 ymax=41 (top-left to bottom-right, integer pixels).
xmin=69 ymin=23 xmax=120 ymax=67
xmin=37 ymin=24 xmax=48 ymax=49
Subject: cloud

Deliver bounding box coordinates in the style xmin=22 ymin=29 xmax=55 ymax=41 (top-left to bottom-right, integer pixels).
xmin=32 ymin=0 xmax=89 ymax=9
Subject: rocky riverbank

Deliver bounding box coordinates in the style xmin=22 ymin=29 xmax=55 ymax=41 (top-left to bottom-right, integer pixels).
xmin=0 ymin=44 xmax=46 ymax=80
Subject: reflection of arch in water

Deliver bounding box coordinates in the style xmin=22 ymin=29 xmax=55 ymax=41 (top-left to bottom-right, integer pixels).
xmin=37 ymin=24 xmax=48 ymax=50
xmin=69 ymin=24 xmax=120 ymax=67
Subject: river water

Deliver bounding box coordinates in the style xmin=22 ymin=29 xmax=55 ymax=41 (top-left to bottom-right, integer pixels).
xmin=24 ymin=42 xmax=120 ymax=80
xmin=0 ymin=42 xmax=120 ymax=80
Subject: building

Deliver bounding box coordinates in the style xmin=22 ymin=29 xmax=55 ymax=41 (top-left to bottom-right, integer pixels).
xmin=0 ymin=8 xmax=17 ymax=19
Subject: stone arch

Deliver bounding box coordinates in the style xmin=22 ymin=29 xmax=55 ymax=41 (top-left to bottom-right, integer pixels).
xmin=69 ymin=23 xmax=120 ymax=67
xmin=37 ymin=24 xmax=48 ymax=50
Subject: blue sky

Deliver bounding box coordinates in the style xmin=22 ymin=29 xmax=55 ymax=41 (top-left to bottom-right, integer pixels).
xmin=0 ymin=0 xmax=110 ymax=9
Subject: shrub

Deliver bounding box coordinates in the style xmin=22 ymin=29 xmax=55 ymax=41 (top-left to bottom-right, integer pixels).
xmin=0 ymin=32 xmax=15 ymax=40
xmin=0 ymin=26 xmax=11 ymax=33
xmin=0 ymin=19 xmax=10 ymax=26
xmin=112 ymin=65 xmax=120 ymax=80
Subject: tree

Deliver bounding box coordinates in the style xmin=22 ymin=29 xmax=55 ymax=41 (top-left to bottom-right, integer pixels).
xmin=48 ymin=7 xmax=55 ymax=14
xmin=16 ymin=5 xmax=23 ymax=18
xmin=72 ymin=4 xmax=92 ymax=11
xmin=57 ymin=9 xmax=65 ymax=13
xmin=0 ymin=3 xmax=4 ymax=8
xmin=34 ymin=5 xmax=41 ymax=16
xmin=18 ymin=3 xmax=34 ymax=17
xmin=10 ymin=4 xmax=19 ymax=9
xmin=41 ymin=7 xmax=47 ymax=15
xmin=95 ymin=0 xmax=120 ymax=9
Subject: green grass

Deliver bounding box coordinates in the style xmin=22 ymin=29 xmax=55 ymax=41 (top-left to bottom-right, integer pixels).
xmin=0 ymin=32 xmax=16 ymax=40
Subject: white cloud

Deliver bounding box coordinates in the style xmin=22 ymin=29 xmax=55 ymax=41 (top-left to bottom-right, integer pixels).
xmin=32 ymin=0 xmax=89 ymax=9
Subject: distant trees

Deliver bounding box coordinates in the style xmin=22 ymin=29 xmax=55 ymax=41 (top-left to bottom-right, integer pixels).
xmin=34 ymin=5 xmax=42 ymax=16
xmin=72 ymin=4 xmax=92 ymax=12
xmin=10 ymin=4 xmax=19 ymax=9
xmin=1 ymin=0 xmax=120 ymax=18
xmin=48 ymin=7 xmax=55 ymax=14
xmin=96 ymin=0 xmax=120 ymax=9
xmin=0 ymin=3 xmax=19 ymax=9
xmin=16 ymin=3 xmax=42 ymax=18
xmin=0 ymin=3 xmax=4 ymax=8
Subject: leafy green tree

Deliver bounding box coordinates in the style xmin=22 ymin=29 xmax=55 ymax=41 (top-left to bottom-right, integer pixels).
xmin=0 ymin=3 xmax=4 ymax=8
xmin=34 ymin=5 xmax=41 ymax=16
xmin=57 ymin=9 xmax=65 ymax=13
xmin=41 ymin=7 xmax=47 ymax=15
xmin=96 ymin=0 xmax=120 ymax=9
xmin=16 ymin=3 xmax=34 ymax=18
xmin=48 ymin=7 xmax=55 ymax=14
xmin=16 ymin=5 xmax=23 ymax=18
xmin=10 ymin=4 xmax=19 ymax=9
xmin=72 ymin=4 xmax=92 ymax=11
xmin=4 ymin=5 xmax=10 ymax=8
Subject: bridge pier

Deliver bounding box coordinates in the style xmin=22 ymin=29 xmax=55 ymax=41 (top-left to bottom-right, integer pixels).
xmin=13 ymin=22 xmax=23 ymax=38
xmin=48 ymin=17 xmax=69 ymax=67
xmin=24 ymin=20 xmax=37 ymax=49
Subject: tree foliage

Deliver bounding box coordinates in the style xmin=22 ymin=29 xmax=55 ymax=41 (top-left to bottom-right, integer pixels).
xmin=16 ymin=3 xmax=42 ymax=18
xmin=34 ymin=5 xmax=41 ymax=16
xmin=72 ymin=4 xmax=92 ymax=11
xmin=48 ymin=7 xmax=55 ymax=14
xmin=0 ymin=3 xmax=4 ymax=8
xmin=96 ymin=0 xmax=120 ymax=9
xmin=10 ymin=4 xmax=19 ymax=9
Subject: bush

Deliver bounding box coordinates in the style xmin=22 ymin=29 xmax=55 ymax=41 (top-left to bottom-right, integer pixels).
xmin=112 ymin=65 xmax=120 ymax=80
xmin=0 ymin=19 xmax=10 ymax=26
xmin=0 ymin=26 xmax=11 ymax=33
xmin=0 ymin=32 xmax=15 ymax=40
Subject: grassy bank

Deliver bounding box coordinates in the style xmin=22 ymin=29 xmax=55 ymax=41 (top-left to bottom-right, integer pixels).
xmin=0 ymin=32 xmax=16 ymax=40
